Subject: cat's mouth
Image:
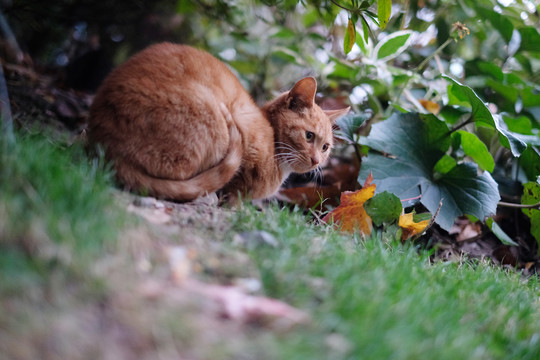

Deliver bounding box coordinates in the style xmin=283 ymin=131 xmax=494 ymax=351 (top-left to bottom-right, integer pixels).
xmin=292 ymin=162 xmax=319 ymax=174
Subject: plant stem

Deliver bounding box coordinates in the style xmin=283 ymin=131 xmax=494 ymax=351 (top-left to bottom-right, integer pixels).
xmin=353 ymin=142 xmax=362 ymax=164
xmin=498 ymin=201 xmax=540 ymax=209
xmin=446 ymin=115 xmax=474 ymax=136
xmin=330 ymin=0 xmax=354 ymax=12
xmin=415 ymin=38 xmax=454 ymax=73
xmin=386 ymin=38 xmax=455 ymax=118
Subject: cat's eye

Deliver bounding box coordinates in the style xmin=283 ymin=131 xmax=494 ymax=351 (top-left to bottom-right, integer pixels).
xmin=306 ymin=131 xmax=315 ymax=142
xmin=322 ymin=144 xmax=329 ymax=152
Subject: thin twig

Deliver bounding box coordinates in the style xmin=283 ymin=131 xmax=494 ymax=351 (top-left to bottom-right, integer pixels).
xmin=414 ymin=38 xmax=454 ymax=73
xmin=443 ymin=115 xmax=474 ymax=139
xmin=498 ymin=201 xmax=540 ymax=209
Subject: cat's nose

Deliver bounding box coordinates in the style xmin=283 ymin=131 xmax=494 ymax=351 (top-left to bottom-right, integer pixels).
xmin=310 ymin=156 xmax=320 ymax=166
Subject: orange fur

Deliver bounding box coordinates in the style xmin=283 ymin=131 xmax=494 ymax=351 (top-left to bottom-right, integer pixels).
xmin=88 ymin=43 xmax=349 ymax=201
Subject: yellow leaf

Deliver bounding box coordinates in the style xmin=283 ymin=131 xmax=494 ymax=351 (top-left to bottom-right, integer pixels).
xmin=322 ymin=174 xmax=375 ymax=234
xmin=399 ymin=213 xmax=430 ymax=240
xmin=418 ymin=99 xmax=441 ymax=115
xmin=343 ymin=18 xmax=356 ymax=55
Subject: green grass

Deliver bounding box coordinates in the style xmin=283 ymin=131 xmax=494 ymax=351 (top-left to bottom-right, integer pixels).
xmin=2 ymin=132 xmax=540 ymax=359
xmin=0 ymin=132 xmax=127 ymax=292
xmin=233 ymin=206 xmax=540 ymax=359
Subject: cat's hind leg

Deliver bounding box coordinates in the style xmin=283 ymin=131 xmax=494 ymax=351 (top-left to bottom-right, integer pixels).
xmin=115 ymin=119 xmax=243 ymax=201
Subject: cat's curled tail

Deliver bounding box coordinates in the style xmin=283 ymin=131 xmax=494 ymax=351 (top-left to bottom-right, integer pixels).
xmin=116 ymin=119 xmax=243 ymax=202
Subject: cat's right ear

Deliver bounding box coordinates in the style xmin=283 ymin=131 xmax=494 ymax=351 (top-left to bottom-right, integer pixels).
xmin=286 ymin=77 xmax=317 ymax=111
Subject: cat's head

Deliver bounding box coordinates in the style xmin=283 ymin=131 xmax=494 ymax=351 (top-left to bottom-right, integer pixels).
xmin=264 ymin=77 xmax=349 ymax=174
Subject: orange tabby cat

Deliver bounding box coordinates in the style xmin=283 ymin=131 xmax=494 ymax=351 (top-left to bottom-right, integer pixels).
xmin=88 ymin=43 xmax=349 ymax=201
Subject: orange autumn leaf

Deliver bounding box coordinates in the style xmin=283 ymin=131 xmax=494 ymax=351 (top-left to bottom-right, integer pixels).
xmin=418 ymin=99 xmax=441 ymax=115
xmin=399 ymin=213 xmax=430 ymax=240
xmin=322 ymin=174 xmax=375 ymax=235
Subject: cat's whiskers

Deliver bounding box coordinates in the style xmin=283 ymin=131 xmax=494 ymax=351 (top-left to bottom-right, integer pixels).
xmin=311 ymin=166 xmax=322 ymax=183
xmin=274 ymin=142 xmax=305 ymax=169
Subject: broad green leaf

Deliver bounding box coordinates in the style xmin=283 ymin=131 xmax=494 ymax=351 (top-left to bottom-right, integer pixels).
xmin=443 ymin=75 xmax=495 ymax=127
xmin=522 ymin=182 xmax=540 ymax=252
xmin=521 ymin=147 xmax=540 ymax=183
xmin=374 ymin=30 xmax=413 ymax=62
xmin=503 ymin=114 xmax=534 ymax=135
xmin=476 ymin=61 xmax=504 ymax=82
xmin=378 ymin=0 xmax=392 ymax=30
xmin=486 ymin=218 xmax=519 ymax=246
xmin=433 ymin=154 xmax=457 ymax=175
xmin=344 ymin=18 xmax=356 ymax=55
xmin=336 ymin=112 xmax=369 ymax=143
xmin=485 ymin=78 xmax=518 ymax=103
xmin=439 ymin=106 xmax=467 ymax=125
xmin=518 ymin=26 xmax=540 ymax=53
xmin=454 ymin=130 xmax=495 ymax=172
xmin=365 ymin=191 xmax=402 ymax=226
xmin=422 ymin=162 xmax=500 ymax=231
xmin=474 ymin=6 xmax=513 ymax=43
xmin=494 ymin=115 xmax=528 ymax=157
xmin=359 ymin=113 xmax=500 ymax=231
xmin=443 ymin=75 xmax=528 ymax=157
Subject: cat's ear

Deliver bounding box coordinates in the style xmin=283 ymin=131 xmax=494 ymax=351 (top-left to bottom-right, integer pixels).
xmin=324 ymin=107 xmax=350 ymax=124
xmin=287 ymin=77 xmax=317 ymax=110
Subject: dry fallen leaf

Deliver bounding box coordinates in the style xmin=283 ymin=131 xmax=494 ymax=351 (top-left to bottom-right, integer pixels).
xmin=418 ymin=99 xmax=441 ymax=115
xmin=322 ymin=174 xmax=375 ymax=234
xmin=398 ymin=213 xmax=430 ymax=240
xmin=182 ymin=280 xmax=310 ymax=331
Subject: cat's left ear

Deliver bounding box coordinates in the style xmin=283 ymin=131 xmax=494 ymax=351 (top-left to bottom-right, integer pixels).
xmin=287 ymin=77 xmax=317 ymax=110
xmin=324 ymin=107 xmax=350 ymax=124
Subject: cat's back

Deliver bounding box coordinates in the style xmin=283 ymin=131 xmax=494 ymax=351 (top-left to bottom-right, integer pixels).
xmin=98 ymin=43 xmax=241 ymax=97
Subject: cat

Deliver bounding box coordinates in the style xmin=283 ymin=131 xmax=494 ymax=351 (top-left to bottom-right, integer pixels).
xmin=88 ymin=43 xmax=349 ymax=202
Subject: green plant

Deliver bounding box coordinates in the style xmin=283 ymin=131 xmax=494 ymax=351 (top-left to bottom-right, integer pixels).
xmin=325 ymin=0 xmax=539 ymax=244
xmin=0 ymin=132 xmax=127 ymax=292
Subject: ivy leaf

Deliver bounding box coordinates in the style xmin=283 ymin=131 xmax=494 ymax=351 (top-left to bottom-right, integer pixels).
xmin=359 ymin=112 xmax=501 ymax=231
xmin=378 ymin=0 xmax=392 ymax=30
xmin=374 ymin=30 xmax=413 ymax=62
xmin=322 ymin=175 xmax=375 ymax=234
xmin=344 ymin=18 xmax=356 ymax=55
xmin=364 ymin=191 xmax=402 ymax=226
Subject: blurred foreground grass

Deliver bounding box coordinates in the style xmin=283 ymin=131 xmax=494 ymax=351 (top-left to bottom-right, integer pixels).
xmin=1 ymin=132 xmax=540 ymax=359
